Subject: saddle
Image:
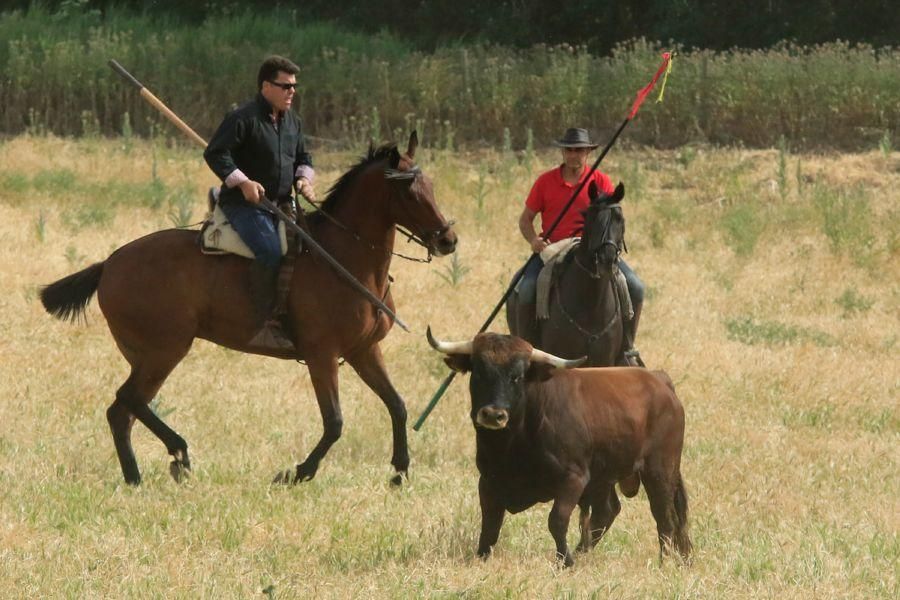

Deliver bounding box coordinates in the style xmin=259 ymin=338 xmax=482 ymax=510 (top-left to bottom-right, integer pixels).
xmin=535 ymin=238 xmax=633 ymax=321
xmin=199 ymin=188 xmax=290 ymax=259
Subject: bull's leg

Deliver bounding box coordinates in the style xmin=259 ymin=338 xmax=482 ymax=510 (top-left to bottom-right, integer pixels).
xmin=548 ymin=473 xmax=589 ymax=567
xmin=346 ymin=344 xmax=409 ymax=485
xmin=588 ymin=484 xmax=621 ymax=549
xmin=275 ymin=355 xmax=342 ymax=484
xmin=476 ymin=476 xmax=506 ymax=559
xmin=576 ymin=497 xmax=593 ymax=553
xmin=643 ymin=472 xmax=678 ymax=561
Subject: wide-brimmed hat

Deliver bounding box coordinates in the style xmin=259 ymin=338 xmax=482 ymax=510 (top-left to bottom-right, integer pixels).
xmin=553 ymin=128 xmax=599 ymax=149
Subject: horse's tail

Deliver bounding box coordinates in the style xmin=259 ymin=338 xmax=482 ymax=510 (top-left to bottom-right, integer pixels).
xmin=40 ymin=261 xmax=105 ymax=322
xmin=672 ymin=472 xmax=693 ymax=558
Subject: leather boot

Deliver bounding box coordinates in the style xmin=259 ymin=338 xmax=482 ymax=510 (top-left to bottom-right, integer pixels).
xmin=623 ymin=303 xmax=645 ymax=367
xmin=247 ymin=262 xmax=296 ymax=352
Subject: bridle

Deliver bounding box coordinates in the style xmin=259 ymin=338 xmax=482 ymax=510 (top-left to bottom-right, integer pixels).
xmin=574 ymin=202 xmax=624 ymax=279
xmin=302 ymin=164 xmax=453 ymax=263
xmin=555 ymin=202 xmax=627 ymax=345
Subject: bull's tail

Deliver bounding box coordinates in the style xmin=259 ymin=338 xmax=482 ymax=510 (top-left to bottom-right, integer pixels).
xmin=672 ymin=473 xmax=692 ymax=558
xmin=40 ymin=262 xmax=105 ymax=322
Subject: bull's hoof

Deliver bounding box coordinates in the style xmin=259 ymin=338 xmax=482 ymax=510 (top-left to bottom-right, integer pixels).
xmin=556 ymin=551 xmax=575 ymax=568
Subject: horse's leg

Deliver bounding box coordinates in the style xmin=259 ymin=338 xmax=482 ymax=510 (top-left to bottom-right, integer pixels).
xmin=347 ymin=343 xmax=409 ymax=486
xmin=106 ymin=399 xmax=139 ymax=485
xmin=109 ymin=348 xmax=191 ymax=485
xmin=274 ymin=355 xmax=342 ymax=485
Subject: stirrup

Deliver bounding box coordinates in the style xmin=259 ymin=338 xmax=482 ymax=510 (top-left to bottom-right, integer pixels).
xmin=623 ymin=348 xmax=645 ymax=368
xmin=248 ymin=319 xmax=295 ymax=352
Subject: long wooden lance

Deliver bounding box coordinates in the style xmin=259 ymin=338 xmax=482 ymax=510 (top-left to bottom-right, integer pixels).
xmin=108 ymin=59 xmax=409 ymax=332
xmin=413 ymin=52 xmax=673 ymax=430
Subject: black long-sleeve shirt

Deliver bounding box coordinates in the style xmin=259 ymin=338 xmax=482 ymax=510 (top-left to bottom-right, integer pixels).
xmin=204 ymin=93 xmax=313 ymax=205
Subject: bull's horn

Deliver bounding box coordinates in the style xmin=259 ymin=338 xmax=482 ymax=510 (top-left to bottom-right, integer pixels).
xmin=530 ymin=348 xmax=587 ymax=368
xmin=426 ymin=326 xmax=473 ymax=355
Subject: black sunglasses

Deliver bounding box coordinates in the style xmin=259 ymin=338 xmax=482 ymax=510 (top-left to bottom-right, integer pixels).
xmin=268 ymin=80 xmax=298 ymax=91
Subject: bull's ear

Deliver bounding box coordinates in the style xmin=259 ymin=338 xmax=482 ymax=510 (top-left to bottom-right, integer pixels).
xmin=525 ymin=362 xmax=555 ymax=383
xmin=444 ymin=354 xmax=472 ymax=373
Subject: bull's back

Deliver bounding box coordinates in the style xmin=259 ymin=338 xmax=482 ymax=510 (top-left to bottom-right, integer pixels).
xmin=555 ymin=367 xmax=683 ymax=454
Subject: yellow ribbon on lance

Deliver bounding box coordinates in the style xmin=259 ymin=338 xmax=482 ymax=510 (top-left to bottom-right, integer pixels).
xmin=657 ymin=53 xmax=674 ymax=103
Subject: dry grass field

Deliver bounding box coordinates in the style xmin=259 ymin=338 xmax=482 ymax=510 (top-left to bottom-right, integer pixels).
xmin=0 ymin=134 xmax=897 ymax=598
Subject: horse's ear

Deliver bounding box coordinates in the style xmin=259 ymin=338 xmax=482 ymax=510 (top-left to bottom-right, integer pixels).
xmin=588 ymin=180 xmax=599 ymax=202
xmin=389 ymin=146 xmax=401 ymax=169
xmin=367 ymin=138 xmax=376 ymax=156
xmin=612 ymin=182 xmax=625 ymax=202
xmin=407 ymin=130 xmax=419 ymax=160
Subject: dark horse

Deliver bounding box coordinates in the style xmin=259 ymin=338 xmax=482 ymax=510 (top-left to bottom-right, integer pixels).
xmin=507 ymin=181 xmax=630 ymax=366
xmin=40 ymin=132 xmax=457 ymax=486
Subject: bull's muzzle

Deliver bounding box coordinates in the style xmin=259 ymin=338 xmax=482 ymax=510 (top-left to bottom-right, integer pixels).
xmin=476 ymin=406 xmax=509 ymax=430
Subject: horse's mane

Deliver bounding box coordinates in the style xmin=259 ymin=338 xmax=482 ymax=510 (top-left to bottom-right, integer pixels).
xmin=307 ymin=143 xmax=397 ymax=225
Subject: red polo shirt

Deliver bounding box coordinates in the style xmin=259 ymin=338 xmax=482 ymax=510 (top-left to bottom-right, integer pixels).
xmin=525 ymin=165 xmax=615 ymax=242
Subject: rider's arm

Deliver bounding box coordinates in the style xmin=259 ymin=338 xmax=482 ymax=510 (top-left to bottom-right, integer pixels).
xmin=292 ymin=114 xmax=316 ymax=202
xmin=204 ymin=109 xmax=265 ymax=204
xmin=519 ymin=207 xmax=548 ymax=254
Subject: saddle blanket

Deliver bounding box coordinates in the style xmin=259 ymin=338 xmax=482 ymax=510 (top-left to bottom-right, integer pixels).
xmin=536 ymin=238 xmax=633 ymax=321
xmin=199 ymin=189 xmax=288 ymax=259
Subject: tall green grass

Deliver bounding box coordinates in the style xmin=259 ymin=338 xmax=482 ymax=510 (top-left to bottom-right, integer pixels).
xmin=0 ymin=7 xmax=897 ymax=150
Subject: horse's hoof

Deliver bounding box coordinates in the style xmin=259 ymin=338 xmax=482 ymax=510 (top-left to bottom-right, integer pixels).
xmin=294 ymin=461 xmax=317 ymax=483
xmin=169 ymin=460 xmax=190 ymax=483
xmin=389 ymin=471 xmax=408 ymax=487
xmin=271 ymin=469 xmax=293 ymax=485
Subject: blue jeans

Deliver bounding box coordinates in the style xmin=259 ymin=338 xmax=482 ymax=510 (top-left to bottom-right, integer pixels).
xmin=219 ymin=201 xmax=282 ymax=270
xmin=516 ymin=255 xmax=644 ymax=308
xmin=618 ymin=259 xmax=644 ymax=306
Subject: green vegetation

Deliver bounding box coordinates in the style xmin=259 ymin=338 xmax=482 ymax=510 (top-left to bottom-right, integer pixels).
xmin=835 ymin=288 xmax=874 ymax=317
xmin=436 ymin=253 xmax=471 ymax=287
xmin=0 ymin=7 xmax=897 ymax=150
xmin=812 ymin=184 xmax=876 ymax=264
xmin=724 ymin=316 xmax=836 ymax=347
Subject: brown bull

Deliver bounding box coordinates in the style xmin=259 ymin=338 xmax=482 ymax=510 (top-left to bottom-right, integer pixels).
xmin=427 ymin=328 xmax=691 ymax=567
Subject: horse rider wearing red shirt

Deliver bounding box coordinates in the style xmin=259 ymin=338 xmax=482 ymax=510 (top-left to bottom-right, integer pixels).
xmin=516 ymin=127 xmax=644 ymax=362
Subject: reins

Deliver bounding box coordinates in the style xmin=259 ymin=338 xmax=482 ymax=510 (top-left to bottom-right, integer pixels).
xmin=553 ymin=270 xmax=621 ymax=344
xmin=555 ymin=201 xmax=625 ymax=343
xmin=298 ymin=166 xmax=451 ymax=264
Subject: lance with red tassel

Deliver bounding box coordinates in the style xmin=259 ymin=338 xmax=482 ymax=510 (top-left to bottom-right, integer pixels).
xmin=414 ymin=52 xmax=673 ymax=430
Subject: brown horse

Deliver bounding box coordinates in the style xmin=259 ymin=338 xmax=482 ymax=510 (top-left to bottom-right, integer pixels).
xmin=507 ymin=181 xmax=629 ymax=366
xmin=40 ymin=132 xmax=457 ymax=486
